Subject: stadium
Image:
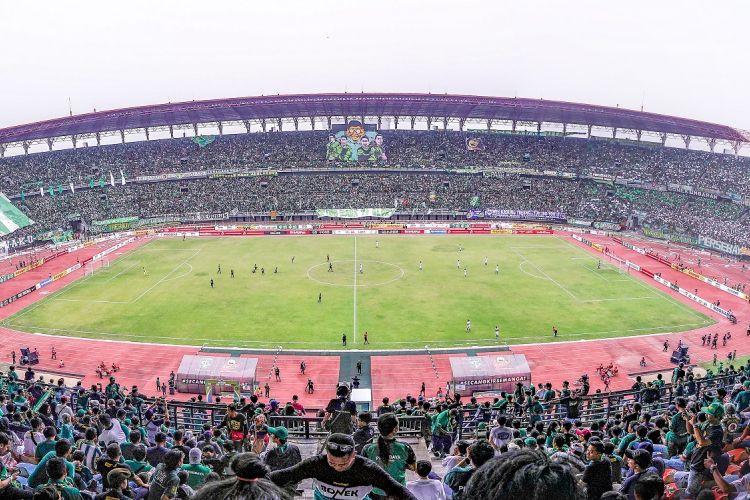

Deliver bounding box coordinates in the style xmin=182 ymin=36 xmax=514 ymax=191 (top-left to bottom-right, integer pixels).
xmin=1 ymin=6 xmax=750 ymax=499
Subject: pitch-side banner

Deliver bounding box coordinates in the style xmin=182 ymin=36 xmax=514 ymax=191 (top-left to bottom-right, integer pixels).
xmin=483 ymin=209 xmax=565 ymax=222
xmin=653 ymin=275 xmax=734 ymax=318
xmin=316 ymin=208 xmax=395 ymax=219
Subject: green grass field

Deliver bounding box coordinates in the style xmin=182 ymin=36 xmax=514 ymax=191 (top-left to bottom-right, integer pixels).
xmin=2 ymin=235 xmax=714 ymax=349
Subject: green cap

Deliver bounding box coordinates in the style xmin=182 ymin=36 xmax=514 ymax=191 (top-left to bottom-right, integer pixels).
xmin=267 ymin=426 xmax=288 ymax=440
xmin=743 ymin=380 xmax=750 ymax=388
xmin=701 ymin=402 xmax=725 ymax=418
xmin=77 ymin=409 xmax=86 ymax=417
xmin=524 ymin=437 xmax=537 ymax=447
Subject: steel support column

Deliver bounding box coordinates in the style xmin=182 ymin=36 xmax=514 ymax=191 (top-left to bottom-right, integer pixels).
xmin=120 ymin=130 xmax=126 ymax=144
xmin=144 ymin=127 xmax=150 ymax=140
xmin=217 ymin=122 xmax=223 ymax=135
xmin=0 ymin=144 xmax=5 ymax=158
xmin=96 ymin=132 xmax=101 ymax=145
xmin=682 ymin=135 xmax=691 ymax=149
xmin=327 ymin=116 xmax=332 ymax=130
xmin=487 ymin=119 xmax=493 ymax=131
xmin=293 ymin=117 xmax=299 ymax=131
xmin=22 ymin=141 xmax=29 ymax=154
xmin=169 ymin=125 xmax=174 ymax=138
xmin=660 ymin=133 xmax=667 ymax=146
xmin=276 ymin=118 xmax=282 ymax=131
xmin=708 ymin=138 xmax=716 ymax=153
xmin=47 ymin=138 xmax=54 ymax=151
xmin=193 ymin=123 xmax=199 ymax=136
xmin=261 ymin=119 xmax=267 ymax=133
xmin=635 ymin=130 xmax=642 ymax=142
xmin=242 ymin=120 xmax=251 ymax=133
xmin=459 ymin=118 xmax=466 ymax=131
xmin=394 ymin=116 xmax=399 ymax=129
xmin=512 ymin=120 xmax=517 ymax=133
xmin=587 ymin=125 xmax=592 ymax=138
xmin=71 ymin=135 xmax=77 ymax=148
xmin=310 ymin=117 xmax=315 ymax=130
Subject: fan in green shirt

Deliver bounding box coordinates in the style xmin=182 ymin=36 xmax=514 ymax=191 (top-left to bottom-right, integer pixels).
xmin=181 ymin=448 xmax=212 ymax=489
xmin=35 ymin=456 xmax=82 ymax=500
xmin=364 ymin=414 xmax=417 ymax=496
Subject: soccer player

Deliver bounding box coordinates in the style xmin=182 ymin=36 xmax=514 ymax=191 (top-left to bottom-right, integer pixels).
xmin=327 ymin=254 xmax=330 ymax=262
xmin=484 ymin=256 xmax=488 ymax=266
xmin=291 ymin=256 xmax=295 ymax=263
xmin=495 ymin=264 xmax=499 ymax=274
xmin=230 ymin=269 xmax=235 ymax=278
xmin=359 ymin=264 xmax=363 ymax=274
xmin=363 ymin=331 xmax=369 ymax=344
xmin=274 ymin=267 xmax=278 ymax=274
xmin=597 ymin=260 xmax=601 ymax=270
xmin=218 ymin=264 xmax=221 ymax=274
xmin=495 ymin=326 xmax=500 ymax=341
xmin=457 ymin=259 xmax=460 ymax=269
xmin=143 ymin=267 xmax=148 ymax=276
xmin=261 ymin=268 xmax=265 ymax=275
xmin=553 ymin=326 xmax=558 ymax=337
xmin=342 ymin=334 xmax=347 ymax=346
xmin=210 ymin=279 xmax=214 ymax=288
xmin=376 ymin=240 xmax=379 ymax=248
xmin=328 ymin=262 xmax=333 ymax=272
xmin=419 ymin=260 xmax=423 ymax=271
xmin=318 ymin=292 xmax=322 ymax=303
xmin=464 ymin=268 xmax=468 ymax=278
xmin=466 ymin=319 xmax=471 ymax=333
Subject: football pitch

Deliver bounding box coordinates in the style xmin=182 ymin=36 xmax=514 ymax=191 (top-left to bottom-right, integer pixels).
xmin=2 ymin=235 xmax=713 ymax=349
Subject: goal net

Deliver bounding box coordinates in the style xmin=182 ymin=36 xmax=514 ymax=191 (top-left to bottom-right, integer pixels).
xmin=84 ymin=258 xmax=109 ymax=277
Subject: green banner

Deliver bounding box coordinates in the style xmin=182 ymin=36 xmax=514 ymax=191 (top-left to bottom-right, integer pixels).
xmin=316 ymin=208 xmax=395 ymax=219
xmin=35 ymin=228 xmax=73 ymax=243
xmin=192 ymin=135 xmax=216 ymax=148
xmin=93 ymin=216 xmax=139 ymax=232
xmin=642 ymin=227 xmax=698 ymax=246
xmin=0 ymin=193 xmax=33 ymax=236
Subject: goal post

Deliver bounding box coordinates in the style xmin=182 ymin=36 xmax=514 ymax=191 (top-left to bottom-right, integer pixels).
xmin=84 ymin=258 xmax=110 ymax=277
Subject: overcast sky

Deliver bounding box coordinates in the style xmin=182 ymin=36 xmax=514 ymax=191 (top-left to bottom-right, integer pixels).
xmin=2 ymin=0 xmax=748 ymax=131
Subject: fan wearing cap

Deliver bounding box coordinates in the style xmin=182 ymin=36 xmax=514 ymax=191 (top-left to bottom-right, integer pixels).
xmin=684 ymin=402 xmax=725 ymax=497
xmin=95 ymin=468 xmax=133 ymax=500
xmin=269 ymin=433 xmax=418 ymax=499
xmin=263 ymin=426 xmax=302 ymax=472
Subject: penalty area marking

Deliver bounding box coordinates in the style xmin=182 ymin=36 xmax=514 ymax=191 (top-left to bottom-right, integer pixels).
xmin=306 ymin=259 xmax=405 ymax=288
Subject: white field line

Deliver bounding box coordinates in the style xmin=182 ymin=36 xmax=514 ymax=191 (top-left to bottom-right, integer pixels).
xmin=510 ymin=248 xmax=580 ymax=301
xmin=353 ymin=237 xmax=357 ymax=344
xmin=5 ymin=321 xmax=709 ymax=348
xmin=52 ymin=251 xmax=200 ymax=305
xmin=102 ymin=262 xmax=139 ymax=284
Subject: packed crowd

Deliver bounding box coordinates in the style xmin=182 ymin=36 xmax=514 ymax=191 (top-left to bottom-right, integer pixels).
xmin=3 ymin=356 xmax=750 ymax=499
xmin=2 ymin=131 xmax=750 ymax=196
xmin=9 ymin=169 xmax=750 ymax=247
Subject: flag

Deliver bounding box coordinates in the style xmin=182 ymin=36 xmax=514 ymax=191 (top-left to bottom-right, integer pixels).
xmin=58 ymin=184 xmax=63 ymax=195
xmin=120 ymin=169 xmax=126 ymax=186
xmin=470 ymin=196 xmax=480 ymax=207
xmin=49 ymin=185 xmax=55 ymax=197
xmin=89 ymin=179 xmax=94 ymax=189
xmin=40 ymin=187 xmax=44 ymax=197
xmin=99 ymin=178 xmax=105 ymax=188
xmin=69 ymin=182 xmax=75 ymax=194
xmin=109 ymin=171 xmax=115 ymax=187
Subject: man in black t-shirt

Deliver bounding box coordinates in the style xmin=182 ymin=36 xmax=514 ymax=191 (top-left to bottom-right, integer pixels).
xmin=269 ymin=433 xmax=417 ymax=500
xmin=219 ymin=404 xmax=247 ymax=451
xmin=686 ymin=402 xmax=725 ymax=497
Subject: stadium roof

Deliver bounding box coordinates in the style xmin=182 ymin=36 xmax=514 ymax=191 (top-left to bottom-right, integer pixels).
xmin=1 ymin=93 xmax=748 ymax=144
